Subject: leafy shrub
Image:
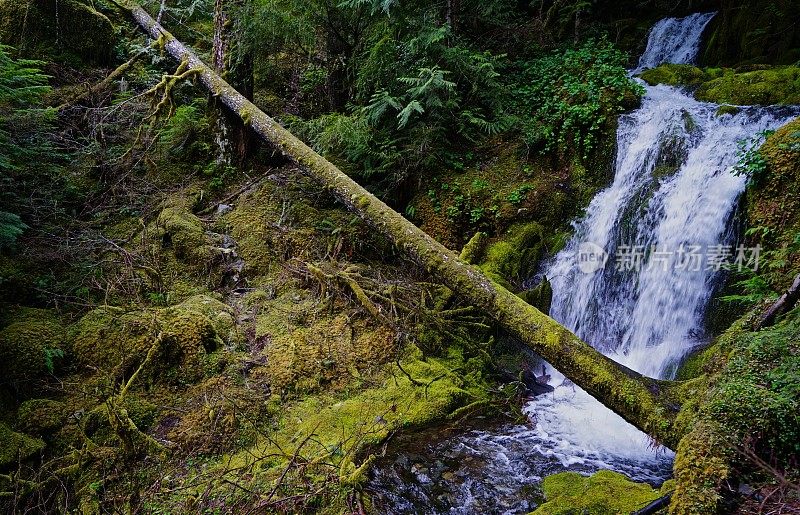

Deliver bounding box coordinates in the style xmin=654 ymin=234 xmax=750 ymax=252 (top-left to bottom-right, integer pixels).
xmin=514 ymin=39 xmax=643 ymax=157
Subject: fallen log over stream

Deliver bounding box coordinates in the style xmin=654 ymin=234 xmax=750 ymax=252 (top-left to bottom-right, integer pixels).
xmin=109 ymin=0 xmax=682 ymax=447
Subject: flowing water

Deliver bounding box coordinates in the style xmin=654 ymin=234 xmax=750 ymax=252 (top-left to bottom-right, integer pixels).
xmin=368 ymin=13 xmax=800 ymax=514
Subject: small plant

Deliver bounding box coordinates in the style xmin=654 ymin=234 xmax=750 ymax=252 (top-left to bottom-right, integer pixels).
xmin=733 ymin=130 xmax=774 ymax=186
xmin=507 ymin=185 xmax=533 ymax=204
xmin=43 ymin=348 xmax=65 ymax=374
xmin=471 ymin=179 xmax=488 ymax=191
xmin=469 ymin=207 xmax=485 ymax=223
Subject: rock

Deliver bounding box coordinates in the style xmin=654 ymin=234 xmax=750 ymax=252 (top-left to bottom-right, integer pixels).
xmin=0 ymin=422 xmax=45 ymax=469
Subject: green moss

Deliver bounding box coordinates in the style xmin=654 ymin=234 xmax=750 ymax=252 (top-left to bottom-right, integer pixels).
xmin=17 ymin=398 xmax=68 ymax=435
xmin=261 ymin=313 xmax=396 ymax=394
xmin=156 ymin=205 xmax=210 ymax=263
xmin=175 ymin=294 xmax=239 ymax=346
xmin=479 ymin=222 xmax=544 ymax=289
xmin=531 ymin=470 xmax=662 ymax=515
xmin=459 ymin=232 xmax=488 ymax=264
xmin=72 ymin=295 xmax=226 ymax=385
xmin=213 ymin=345 xmax=484 ymax=507
xmin=671 ymin=423 xmax=730 ymax=515
xmin=745 ymin=117 xmax=800 ymax=290
xmin=0 ymin=421 xmax=45 ymax=468
xmin=518 ymin=277 xmax=552 ymax=314
xmin=0 ymin=309 xmax=66 ymax=395
xmin=696 ymin=66 xmax=800 ymax=105
xmin=0 ymin=0 xmax=116 ymax=64
xmin=639 ymin=64 xmax=708 ymax=87
xmin=715 ymin=105 xmax=740 ymax=117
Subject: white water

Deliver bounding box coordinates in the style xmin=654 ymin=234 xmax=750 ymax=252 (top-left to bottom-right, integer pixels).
xmin=369 ymin=14 xmax=800 ymax=514
xmin=525 ymin=12 xmax=800 ymax=470
xmin=633 ymin=12 xmax=715 ymax=74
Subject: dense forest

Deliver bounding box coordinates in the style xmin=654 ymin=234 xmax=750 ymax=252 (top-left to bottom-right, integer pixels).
xmin=1 ymin=0 xmax=799 ymax=513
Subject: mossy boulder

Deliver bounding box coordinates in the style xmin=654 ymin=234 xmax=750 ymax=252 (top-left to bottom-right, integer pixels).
xmin=72 ymin=295 xmax=226 ymax=385
xmin=0 ymin=309 xmax=66 ymax=395
xmin=639 ymin=65 xmax=800 ymax=106
xmin=155 ymin=204 xmax=214 ymax=267
xmin=519 ymin=277 xmax=553 ymax=314
xmin=263 ymin=314 xmax=396 ymax=394
xmin=0 ymin=0 xmax=115 ymax=64
xmin=479 ymin=222 xmax=545 ymax=290
xmin=696 ymin=67 xmax=800 ymax=106
xmin=0 ymin=421 xmax=45 ymax=469
xmin=174 ymin=294 xmax=239 ymax=346
xmin=531 ymin=470 xmax=664 ymax=515
xmin=17 ymin=398 xmax=69 ymax=435
xmin=639 ymin=64 xmax=709 ymax=87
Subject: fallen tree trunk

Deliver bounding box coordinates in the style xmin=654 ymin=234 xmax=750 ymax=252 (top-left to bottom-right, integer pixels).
xmin=110 ymin=0 xmax=681 ymax=446
xmin=755 ymin=273 xmax=800 ymax=331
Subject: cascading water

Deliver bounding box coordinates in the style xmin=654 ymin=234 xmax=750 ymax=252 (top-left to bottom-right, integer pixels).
xmin=527 ymin=9 xmax=798 ymax=478
xmin=368 ymin=13 xmax=800 ymax=514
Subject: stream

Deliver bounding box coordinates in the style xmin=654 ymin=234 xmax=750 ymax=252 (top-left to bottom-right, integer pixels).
xmin=367 ymin=12 xmax=800 ymax=514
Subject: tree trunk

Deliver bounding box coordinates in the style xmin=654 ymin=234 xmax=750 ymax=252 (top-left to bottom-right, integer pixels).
xmin=211 ymin=0 xmax=254 ymax=165
xmin=110 ymin=0 xmax=684 ymax=447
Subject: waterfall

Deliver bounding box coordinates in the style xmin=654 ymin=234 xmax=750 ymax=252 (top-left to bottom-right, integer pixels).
xmin=526 ymin=12 xmax=799 ymax=467
xmin=633 ymin=12 xmax=715 ymax=74
xmin=369 ymin=14 xmax=800 ymax=514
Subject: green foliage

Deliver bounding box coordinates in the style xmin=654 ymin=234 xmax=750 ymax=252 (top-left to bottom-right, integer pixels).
xmin=705 ymin=311 xmax=800 ymax=461
xmin=733 ymin=130 xmax=774 ymax=186
xmin=0 ymin=211 xmax=27 ymax=250
xmin=0 ymin=45 xmax=53 ymax=172
xmin=514 ymin=39 xmax=643 ymax=157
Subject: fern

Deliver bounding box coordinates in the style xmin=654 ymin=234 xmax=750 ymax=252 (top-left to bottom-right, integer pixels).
xmin=0 ymin=211 xmax=27 ymax=250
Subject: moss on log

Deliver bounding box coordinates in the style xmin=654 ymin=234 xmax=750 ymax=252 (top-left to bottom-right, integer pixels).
xmin=111 ymin=0 xmax=681 ymax=446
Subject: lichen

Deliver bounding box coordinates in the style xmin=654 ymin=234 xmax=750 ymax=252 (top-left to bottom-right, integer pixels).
xmin=532 ymin=470 xmax=663 ymax=515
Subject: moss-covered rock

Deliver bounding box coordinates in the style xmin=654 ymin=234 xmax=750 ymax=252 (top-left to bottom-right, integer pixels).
xmin=262 ymin=313 xmax=396 ymax=394
xmin=72 ymin=295 xmax=226 ymax=385
xmin=696 ymin=67 xmax=800 ymax=106
xmin=671 ymin=422 xmax=730 ymax=515
xmin=0 ymin=421 xmax=45 ymax=469
xmin=17 ymin=398 xmax=68 ymax=435
xmin=639 ymin=64 xmax=709 ymax=87
xmin=0 ymin=0 xmax=115 ymax=64
xmin=639 ymin=64 xmax=800 ymax=106
xmin=0 ymin=309 xmax=66 ymax=395
xmin=519 ymin=277 xmax=553 ymax=314
xmin=531 ymin=470 xmax=663 ymax=514
xmin=216 ymin=345 xmax=484 ymax=499
xmin=479 ymin=222 xmax=545 ymax=290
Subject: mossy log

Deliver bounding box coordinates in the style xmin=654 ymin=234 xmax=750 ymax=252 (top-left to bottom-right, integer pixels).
xmin=111 ymin=1 xmax=681 ymax=446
